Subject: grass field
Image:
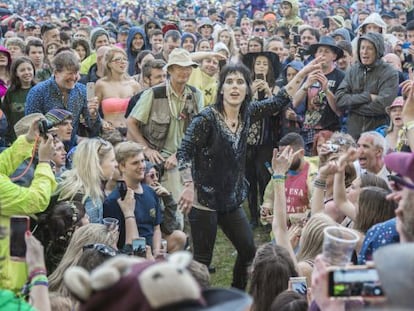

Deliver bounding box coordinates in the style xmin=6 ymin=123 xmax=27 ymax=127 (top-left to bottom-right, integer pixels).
xmin=209 ymin=223 xmax=271 ymax=287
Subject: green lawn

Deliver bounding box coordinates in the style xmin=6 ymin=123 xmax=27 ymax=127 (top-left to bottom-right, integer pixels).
xmin=209 ymin=224 xmax=271 ymax=287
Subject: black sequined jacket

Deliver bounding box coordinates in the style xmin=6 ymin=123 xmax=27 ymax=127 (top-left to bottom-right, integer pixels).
xmin=177 ymin=88 xmax=291 ymax=212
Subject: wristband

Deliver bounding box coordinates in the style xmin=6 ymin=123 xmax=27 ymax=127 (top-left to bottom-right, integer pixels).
xmin=272 ymin=174 xmax=286 ymax=180
xmin=30 ymin=281 xmax=49 ymax=289
xmin=125 ymin=215 xmax=135 ymax=220
xmin=31 ymin=275 xmax=48 ymax=284
xmin=314 ymin=179 xmax=327 ymax=189
xmin=29 ymin=268 xmax=47 ymax=281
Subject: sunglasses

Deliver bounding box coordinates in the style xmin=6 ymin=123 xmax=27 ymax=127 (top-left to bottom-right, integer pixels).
xmin=97 ymin=138 xmax=111 ymax=154
xmin=148 ymin=172 xmax=159 ymax=179
xmin=387 ymin=174 xmax=414 ymax=190
xmin=83 ymin=243 xmax=117 ymax=257
xmin=111 ymin=57 xmax=128 ymax=63
xmin=254 ymin=27 xmax=267 ymax=32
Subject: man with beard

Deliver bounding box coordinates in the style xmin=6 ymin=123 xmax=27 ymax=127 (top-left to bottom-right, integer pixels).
xmin=262 ymin=133 xmax=318 ymax=225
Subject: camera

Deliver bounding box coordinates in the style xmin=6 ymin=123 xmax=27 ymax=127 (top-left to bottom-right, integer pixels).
xmin=38 ymin=119 xmax=55 ymax=139
xmin=328 ymin=266 xmax=384 ymax=298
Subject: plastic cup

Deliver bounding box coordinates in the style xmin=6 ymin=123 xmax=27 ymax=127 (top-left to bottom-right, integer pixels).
xmin=103 ymin=217 xmax=119 ymax=230
xmin=322 ymin=226 xmax=359 ymax=266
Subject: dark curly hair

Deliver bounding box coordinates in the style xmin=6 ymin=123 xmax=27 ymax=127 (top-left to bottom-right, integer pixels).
xmin=36 ymin=200 xmax=86 ymax=273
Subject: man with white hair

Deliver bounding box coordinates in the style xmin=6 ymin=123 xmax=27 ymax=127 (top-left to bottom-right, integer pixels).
xmin=356 ymin=131 xmax=389 ymax=181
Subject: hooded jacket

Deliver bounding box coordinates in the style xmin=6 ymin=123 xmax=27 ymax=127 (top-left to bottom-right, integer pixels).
xmin=144 ymin=18 xmax=162 ymax=49
xmin=279 ymin=0 xmax=303 ymax=28
xmin=0 ymin=135 xmax=57 ymax=292
xmin=331 ymin=28 xmax=351 ymax=43
xmin=126 ymin=27 xmax=148 ymax=76
xmin=336 ymin=32 xmax=398 ymax=130
xmin=357 ymin=13 xmax=387 ymax=34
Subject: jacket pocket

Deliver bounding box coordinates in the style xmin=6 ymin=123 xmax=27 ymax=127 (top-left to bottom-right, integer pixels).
xmin=150 ymin=113 xmax=170 ymax=141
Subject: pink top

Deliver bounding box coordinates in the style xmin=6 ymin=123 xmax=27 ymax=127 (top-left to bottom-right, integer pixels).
xmin=101 ymin=97 xmax=130 ymax=115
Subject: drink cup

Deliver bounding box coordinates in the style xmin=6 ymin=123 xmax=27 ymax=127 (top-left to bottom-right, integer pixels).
xmin=322 ymin=226 xmax=359 ymax=266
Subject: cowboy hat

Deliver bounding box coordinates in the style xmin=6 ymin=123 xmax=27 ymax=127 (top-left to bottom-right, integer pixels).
xmin=308 ymin=36 xmax=344 ymax=60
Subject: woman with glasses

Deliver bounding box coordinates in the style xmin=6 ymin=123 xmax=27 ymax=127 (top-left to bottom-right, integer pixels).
xmin=56 ymin=138 xmax=117 ymax=224
xmin=143 ymin=161 xmax=186 ymax=254
xmin=95 ymin=47 xmax=141 ymax=137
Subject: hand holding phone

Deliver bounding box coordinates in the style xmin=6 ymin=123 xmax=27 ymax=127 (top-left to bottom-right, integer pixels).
xmin=117 ymin=180 xmax=128 ymax=200
xmin=132 ymin=237 xmax=146 ymax=257
xmin=323 ymin=17 xmax=330 ymax=29
xmin=10 ymin=216 xmax=30 ymax=261
xmin=328 ymin=266 xmax=384 ymax=299
xmin=86 ymin=82 xmax=95 ymax=101
xmin=256 ymin=73 xmax=265 ymax=80
xmin=289 ymin=276 xmax=308 ymax=296
xmin=293 ymin=34 xmax=301 ymax=45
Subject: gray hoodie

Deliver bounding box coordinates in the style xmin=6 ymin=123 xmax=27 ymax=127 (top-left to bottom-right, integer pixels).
xmin=335 ymin=32 xmax=398 ymax=137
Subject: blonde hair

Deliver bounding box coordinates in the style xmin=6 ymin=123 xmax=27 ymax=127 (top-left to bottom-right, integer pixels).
xmin=214 ymin=27 xmax=238 ymax=57
xmin=57 ymin=138 xmax=113 ymax=204
xmin=48 ymin=224 xmax=118 ymax=296
xmin=115 ymin=141 xmax=144 ymax=166
xmin=104 ymin=46 xmax=129 ymax=78
xmin=296 ymin=213 xmax=337 ymax=263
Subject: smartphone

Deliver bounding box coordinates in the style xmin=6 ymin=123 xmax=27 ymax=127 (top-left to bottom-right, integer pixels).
xmin=293 ymin=34 xmax=301 ymax=45
xmin=132 ymin=237 xmax=146 ymax=256
xmin=290 ymin=277 xmax=307 ymax=296
xmin=256 ymin=73 xmax=265 ymax=80
xmin=255 ymin=73 xmax=266 ymax=99
xmin=9 ymin=216 xmax=30 ymax=260
xmin=323 ymin=17 xmax=330 ymax=29
xmin=86 ymin=82 xmax=95 ymax=101
xmin=328 ymin=267 xmax=384 ymax=298
xmin=117 ymin=180 xmax=128 ymax=200
xmin=291 ymin=25 xmax=298 ymax=34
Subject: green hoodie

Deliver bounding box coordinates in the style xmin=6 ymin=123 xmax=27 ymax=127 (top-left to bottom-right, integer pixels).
xmin=279 ymin=0 xmax=303 ymax=28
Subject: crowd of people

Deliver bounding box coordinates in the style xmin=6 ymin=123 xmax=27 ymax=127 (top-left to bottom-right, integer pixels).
xmin=0 ymin=0 xmax=414 ymax=310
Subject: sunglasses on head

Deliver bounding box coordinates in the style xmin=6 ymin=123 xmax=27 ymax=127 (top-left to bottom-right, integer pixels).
xmin=97 ymin=138 xmax=111 ymax=154
xmin=83 ymin=243 xmax=117 ymax=257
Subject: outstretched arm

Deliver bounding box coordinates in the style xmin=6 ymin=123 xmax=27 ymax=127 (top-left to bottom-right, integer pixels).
xmin=272 ymin=147 xmax=299 ymax=268
xmin=333 ymin=149 xmax=359 ymax=221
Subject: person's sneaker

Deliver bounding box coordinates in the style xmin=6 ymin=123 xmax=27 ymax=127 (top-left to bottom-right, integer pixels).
xmin=208 ymin=265 xmax=216 ymax=273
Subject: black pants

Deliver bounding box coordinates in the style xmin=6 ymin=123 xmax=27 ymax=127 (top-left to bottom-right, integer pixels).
xmin=188 ymin=207 xmax=256 ymax=290
xmin=246 ymin=144 xmax=273 ymax=225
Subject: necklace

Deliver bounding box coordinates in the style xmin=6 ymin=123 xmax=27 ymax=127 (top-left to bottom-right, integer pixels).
xmin=225 ymin=116 xmax=239 ymax=129
xmin=166 ymin=81 xmax=187 ymax=121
